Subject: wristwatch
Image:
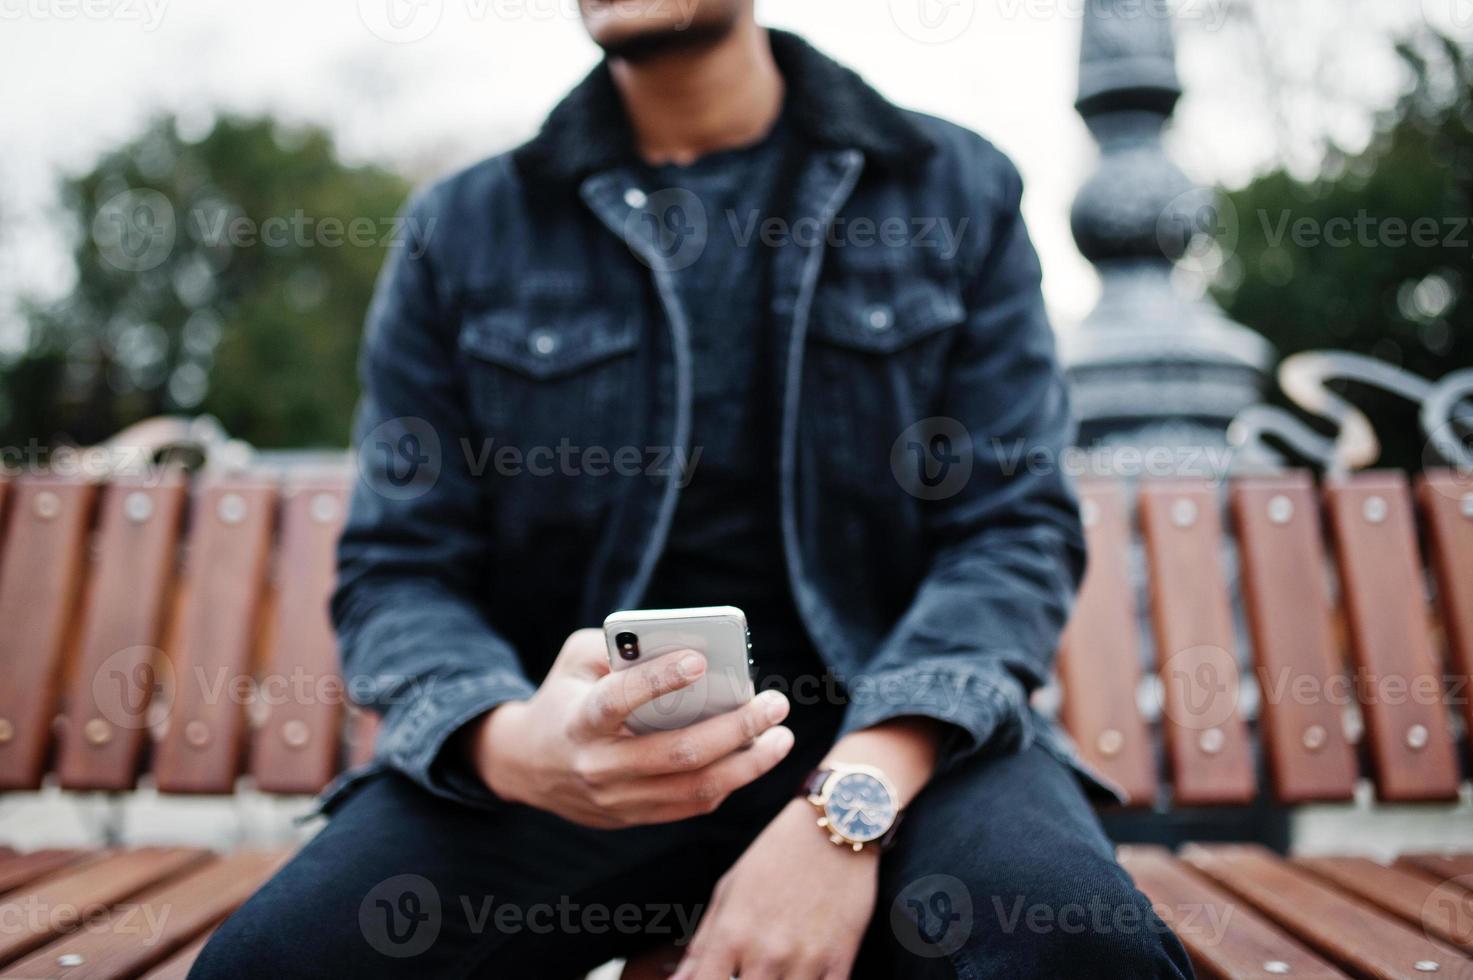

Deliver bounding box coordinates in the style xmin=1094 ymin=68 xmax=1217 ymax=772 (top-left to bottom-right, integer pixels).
xmin=800 ymin=764 xmax=904 ymax=852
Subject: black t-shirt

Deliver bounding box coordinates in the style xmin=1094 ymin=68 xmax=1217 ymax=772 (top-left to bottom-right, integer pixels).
xmin=637 ymin=113 xmax=823 ymax=681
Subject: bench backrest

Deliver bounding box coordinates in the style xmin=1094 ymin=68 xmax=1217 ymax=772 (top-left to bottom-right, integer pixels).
xmin=1060 ymin=469 xmax=1472 ymax=806
xmin=0 ymin=466 xmax=1467 ymax=805
xmin=0 ymin=468 xmax=374 ymax=797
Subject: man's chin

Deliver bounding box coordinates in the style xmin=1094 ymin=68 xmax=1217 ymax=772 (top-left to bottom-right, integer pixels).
xmin=584 ymin=8 xmax=735 ymax=64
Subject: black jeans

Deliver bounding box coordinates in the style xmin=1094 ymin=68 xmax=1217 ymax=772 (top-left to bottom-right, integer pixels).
xmin=193 ymin=698 xmax=1191 ymax=979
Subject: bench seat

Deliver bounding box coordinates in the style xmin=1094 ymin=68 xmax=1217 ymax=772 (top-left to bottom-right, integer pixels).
xmin=0 ymin=463 xmax=1470 ymax=978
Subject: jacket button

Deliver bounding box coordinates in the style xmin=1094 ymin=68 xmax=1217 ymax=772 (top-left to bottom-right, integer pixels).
xmin=624 ymin=187 xmax=647 ymax=209
xmin=864 ymin=305 xmax=893 ymax=331
xmin=529 ymin=331 xmax=558 ymax=356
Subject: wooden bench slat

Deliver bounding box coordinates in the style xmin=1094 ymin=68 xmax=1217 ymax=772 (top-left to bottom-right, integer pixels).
xmin=1395 ymin=853 xmax=1473 ymax=884
xmin=1324 ymin=473 xmax=1461 ymax=801
xmin=0 ymin=851 xmax=286 ymax=980
xmin=0 ymin=848 xmax=207 ymax=967
xmin=1139 ymin=483 xmax=1256 ymax=805
xmin=1119 ymin=846 xmax=1346 ymax=979
xmin=136 ymin=928 xmax=214 ymax=980
xmin=1182 ymin=844 xmax=1473 ymax=978
xmin=0 ymin=851 xmax=85 ymax=898
xmin=1231 ymin=476 xmax=1357 ymax=803
xmin=1416 ymin=471 xmax=1473 ymax=740
xmin=250 ymin=479 xmax=348 ymax=794
xmin=0 ymin=478 xmax=98 ymax=790
xmin=1056 ymin=481 xmax=1157 ymax=805
xmin=1296 ymin=856 xmax=1473 ymax=953
xmin=55 ymin=478 xmax=188 ymax=791
xmin=152 ymin=480 xmax=278 ymax=794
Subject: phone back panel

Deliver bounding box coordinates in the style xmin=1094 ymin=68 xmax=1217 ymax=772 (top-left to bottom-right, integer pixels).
xmin=604 ymin=607 xmax=754 ymax=734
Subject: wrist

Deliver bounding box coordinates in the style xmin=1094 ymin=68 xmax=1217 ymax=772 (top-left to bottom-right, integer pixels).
xmin=473 ymin=700 xmax=531 ymax=804
xmin=780 ymin=799 xmax=880 ymax=862
xmin=823 ymin=717 xmax=942 ymax=806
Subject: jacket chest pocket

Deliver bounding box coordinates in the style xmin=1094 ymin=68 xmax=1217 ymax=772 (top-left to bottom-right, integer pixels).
xmin=456 ymin=293 xmax=643 ymax=476
xmin=803 ymin=272 xmax=967 ymax=494
xmin=806 ymin=272 xmax=966 ymax=410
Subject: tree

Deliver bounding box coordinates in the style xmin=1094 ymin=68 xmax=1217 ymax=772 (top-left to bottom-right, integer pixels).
xmin=1211 ymin=33 xmax=1473 ymax=472
xmin=2 ymin=115 xmax=410 ymax=451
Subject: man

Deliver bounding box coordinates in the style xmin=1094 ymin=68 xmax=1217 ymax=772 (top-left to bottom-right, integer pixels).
xmin=195 ymin=2 xmax=1191 ymax=977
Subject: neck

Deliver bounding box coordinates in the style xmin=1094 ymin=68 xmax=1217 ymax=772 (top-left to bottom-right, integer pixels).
xmin=608 ymin=21 xmax=784 ymax=166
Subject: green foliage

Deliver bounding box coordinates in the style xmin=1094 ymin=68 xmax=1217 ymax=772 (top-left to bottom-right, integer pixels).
xmin=1212 ymin=34 xmax=1473 ymax=471
xmin=3 ymin=115 xmax=409 ymax=449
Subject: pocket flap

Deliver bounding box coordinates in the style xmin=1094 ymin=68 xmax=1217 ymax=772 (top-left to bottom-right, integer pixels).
xmin=809 ymin=277 xmax=965 ymax=354
xmin=459 ymin=305 xmax=639 ymax=380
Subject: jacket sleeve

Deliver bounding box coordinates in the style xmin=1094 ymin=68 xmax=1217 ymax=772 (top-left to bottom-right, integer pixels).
xmin=331 ymin=193 xmax=535 ymax=807
xmin=835 ymin=154 xmax=1087 ymax=774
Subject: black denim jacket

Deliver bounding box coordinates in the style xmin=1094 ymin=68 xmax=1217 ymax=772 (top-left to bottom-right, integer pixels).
xmin=329 ymin=31 xmax=1112 ymax=809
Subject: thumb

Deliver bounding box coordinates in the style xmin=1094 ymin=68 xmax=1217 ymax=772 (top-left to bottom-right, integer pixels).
xmin=551 ymin=628 xmax=611 ymax=681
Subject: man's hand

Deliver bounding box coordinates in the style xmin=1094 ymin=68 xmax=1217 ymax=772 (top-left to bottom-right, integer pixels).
xmin=673 ymin=798 xmax=878 ymax=979
xmin=465 ymin=628 xmax=793 ymax=828
xmin=674 ymin=716 xmax=944 ymax=978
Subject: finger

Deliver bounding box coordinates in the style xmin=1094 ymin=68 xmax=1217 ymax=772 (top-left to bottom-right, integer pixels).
xmin=672 ymin=943 xmax=736 ymax=980
xmin=670 ymin=897 xmax=721 ymax=980
xmin=595 ymin=690 xmax=790 ymax=779
xmin=552 ymin=628 xmax=613 ymax=680
xmin=608 ymin=725 xmax=795 ymax=816
xmin=734 ymin=961 xmax=781 ymax=980
xmin=821 ymin=961 xmax=855 ymax=980
xmin=578 ymin=650 xmax=706 ymax=736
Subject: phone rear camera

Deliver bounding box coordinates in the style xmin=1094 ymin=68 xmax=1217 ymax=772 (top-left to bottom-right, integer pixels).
xmin=615 ymin=631 xmax=640 ymax=661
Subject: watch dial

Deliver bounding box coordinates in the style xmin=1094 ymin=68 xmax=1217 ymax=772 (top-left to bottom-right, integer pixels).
xmin=823 ymin=772 xmax=896 ymax=842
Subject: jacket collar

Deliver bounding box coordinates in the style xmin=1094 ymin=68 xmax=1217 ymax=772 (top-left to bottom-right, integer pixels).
xmin=511 ymin=29 xmax=935 ymax=186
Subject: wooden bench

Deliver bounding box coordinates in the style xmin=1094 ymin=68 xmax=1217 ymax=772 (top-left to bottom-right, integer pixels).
xmin=0 ymin=461 xmax=1470 ymax=978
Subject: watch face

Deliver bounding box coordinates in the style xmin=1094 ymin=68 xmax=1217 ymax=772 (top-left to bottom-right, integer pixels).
xmin=823 ymin=771 xmax=897 ymax=843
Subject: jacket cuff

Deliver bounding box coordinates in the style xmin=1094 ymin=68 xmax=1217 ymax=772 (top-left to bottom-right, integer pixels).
xmin=836 ymin=659 xmax=1035 ymax=776
xmin=376 ymin=672 xmax=537 ymax=809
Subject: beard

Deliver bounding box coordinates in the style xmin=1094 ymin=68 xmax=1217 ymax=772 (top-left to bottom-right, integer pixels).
xmin=593 ymin=16 xmax=737 ymax=64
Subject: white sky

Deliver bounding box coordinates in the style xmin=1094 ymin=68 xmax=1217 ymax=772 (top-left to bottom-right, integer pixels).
xmin=0 ymin=0 xmax=1455 ymax=339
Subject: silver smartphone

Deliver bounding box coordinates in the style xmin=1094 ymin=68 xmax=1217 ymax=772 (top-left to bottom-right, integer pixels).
xmin=603 ymin=605 xmax=756 ymax=734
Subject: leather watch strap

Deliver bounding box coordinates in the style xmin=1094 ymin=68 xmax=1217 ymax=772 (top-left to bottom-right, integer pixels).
xmin=800 ymin=767 xmax=833 ymax=798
